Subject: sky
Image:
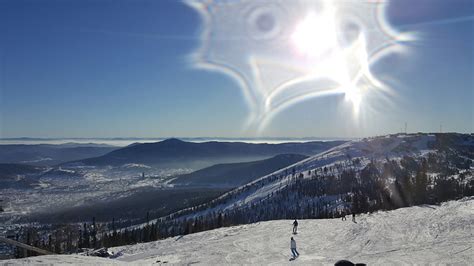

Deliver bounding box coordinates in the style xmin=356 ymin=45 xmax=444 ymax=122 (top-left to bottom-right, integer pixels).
xmin=0 ymin=0 xmax=473 ymax=139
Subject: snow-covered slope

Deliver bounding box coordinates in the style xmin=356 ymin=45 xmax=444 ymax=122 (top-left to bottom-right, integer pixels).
xmin=5 ymin=198 xmax=473 ymax=265
xmin=149 ymin=133 xmax=472 ymax=226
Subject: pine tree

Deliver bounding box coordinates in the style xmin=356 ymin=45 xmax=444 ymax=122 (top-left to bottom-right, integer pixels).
xmin=92 ymin=217 xmax=97 ymax=249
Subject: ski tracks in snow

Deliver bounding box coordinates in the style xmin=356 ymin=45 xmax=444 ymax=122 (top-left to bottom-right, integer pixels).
xmin=5 ymin=198 xmax=473 ymax=265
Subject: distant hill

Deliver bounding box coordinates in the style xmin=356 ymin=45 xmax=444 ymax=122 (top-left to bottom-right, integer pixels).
xmin=171 ymin=154 xmax=308 ymax=187
xmin=0 ymin=163 xmax=46 ymax=179
xmin=32 ymin=187 xmax=228 ymax=223
xmin=0 ymin=163 xmax=47 ymax=188
xmin=70 ymin=138 xmax=344 ymax=168
xmin=0 ymin=144 xmax=118 ymax=166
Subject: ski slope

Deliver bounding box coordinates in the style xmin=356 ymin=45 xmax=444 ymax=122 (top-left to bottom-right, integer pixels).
xmin=153 ymin=133 xmax=468 ymax=225
xmin=5 ymin=198 xmax=473 ymax=265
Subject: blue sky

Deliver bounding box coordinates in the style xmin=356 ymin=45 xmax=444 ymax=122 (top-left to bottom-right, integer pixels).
xmin=0 ymin=0 xmax=473 ymax=138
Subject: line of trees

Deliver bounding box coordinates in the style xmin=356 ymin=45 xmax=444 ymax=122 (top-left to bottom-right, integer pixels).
xmin=103 ymin=150 xmax=472 ymax=247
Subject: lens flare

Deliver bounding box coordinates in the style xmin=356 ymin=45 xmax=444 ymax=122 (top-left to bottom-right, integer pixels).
xmin=291 ymin=11 xmax=338 ymax=58
xmin=186 ymin=0 xmax=413 ymax=132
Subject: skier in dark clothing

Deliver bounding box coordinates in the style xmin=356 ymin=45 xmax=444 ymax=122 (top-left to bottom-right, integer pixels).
xmin=341 ymin=210 xmax=347 ymax=221
xmin=352 ymin=213 xmax=356 ymax=223
xmin=292 ymin=219 xmax=298 ymax=234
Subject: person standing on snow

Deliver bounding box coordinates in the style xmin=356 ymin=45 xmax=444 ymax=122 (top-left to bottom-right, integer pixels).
xmin=293 ymin=219 xmax=298 ymax=234
xmin=290 ymin=237 xmax=299 ymax=258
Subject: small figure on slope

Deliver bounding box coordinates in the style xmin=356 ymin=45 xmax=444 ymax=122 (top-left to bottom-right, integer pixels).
xmin=292 ymin=219 xmax=298 ymax=234
xmin=352 ymin=212 xmax=356 ymax=223
xmin=290 ymin=237 xmax=300 ymax=260
xmin=341 ymin=210 xmax=346 ymax=221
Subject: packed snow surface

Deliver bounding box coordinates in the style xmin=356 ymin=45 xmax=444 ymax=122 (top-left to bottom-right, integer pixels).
xmin=4 ymin=198 xmax=473 ymax=265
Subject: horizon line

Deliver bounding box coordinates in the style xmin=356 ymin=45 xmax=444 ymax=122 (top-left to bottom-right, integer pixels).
xmin=1 ymin=132 xmax=471 ymax=141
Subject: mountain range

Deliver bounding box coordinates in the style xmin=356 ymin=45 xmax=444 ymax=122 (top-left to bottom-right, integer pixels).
xmin=69 ymin=138 xmax=345 ymax=168
xmin=0 ymin=143 xmax=117 ymax=166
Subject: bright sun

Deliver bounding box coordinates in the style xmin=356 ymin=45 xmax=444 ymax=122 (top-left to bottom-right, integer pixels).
xmin=290 ymin=12 xmax=338 ymax=57
xmin=290 ymin=10 xmax=365 ymax=113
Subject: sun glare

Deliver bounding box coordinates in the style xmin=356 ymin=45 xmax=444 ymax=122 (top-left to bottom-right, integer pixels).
xmin=188 ymin=0 xmax=409 ymax=130
xmin=290 ymin=9 xmax=365 ymax=113
xmin=343 ymin=84 xmax=362 ymax=113
xmin=291 ymin=12 xmax=338 ymax=57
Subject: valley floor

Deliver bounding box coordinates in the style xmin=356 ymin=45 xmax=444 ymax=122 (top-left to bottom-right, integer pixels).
xmin=3 ymin=198 xmax=473 ymax=265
